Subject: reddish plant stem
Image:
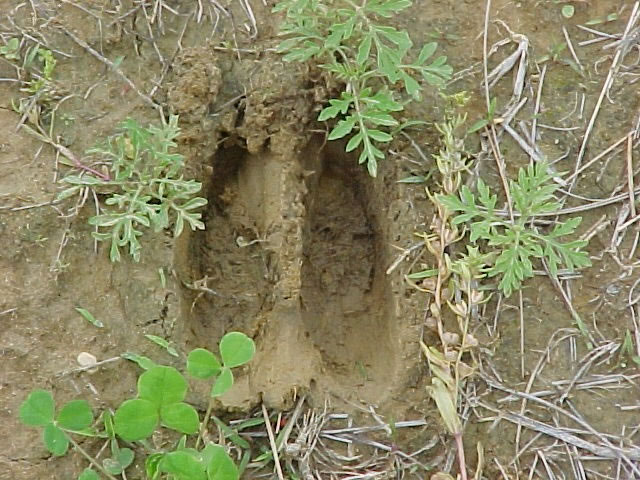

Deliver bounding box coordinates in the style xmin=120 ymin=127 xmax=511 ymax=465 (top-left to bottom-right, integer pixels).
xmin=55 ymin=143 xmax=110 ymax=181
xmin=455 ymin=432 xmax=468 ymax=480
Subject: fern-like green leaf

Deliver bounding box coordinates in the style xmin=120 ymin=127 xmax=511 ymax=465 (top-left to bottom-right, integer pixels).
xmin=274 ymin=0 xmax=449 ymax=176
xmin=58 ymin=116 xmax=207 ymax=262
xmin=444 ymin=162 xmax=590 ymax=296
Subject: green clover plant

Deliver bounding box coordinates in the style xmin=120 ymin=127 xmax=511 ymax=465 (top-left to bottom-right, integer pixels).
xmin=20 ymin=331 xmax=256 ymax=480
xmin=58 ymin=115 xmax=207 ymax=262
xmin=273 ymin=0 xmax=452 ymax=176
xmin=438 ymin=162 xmax=591 ymax=297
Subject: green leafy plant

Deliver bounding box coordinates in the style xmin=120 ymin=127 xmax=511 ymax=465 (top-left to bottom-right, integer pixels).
xmin=23 ymin=45 xmax=57 ymax=95
xmin=75 ymin=306 xmax=104 ymax=328
xmin=6 ymin=41 xmax=60 ymax=122
xmin=0 ymin=37 xmax=20 ymax=60
xmin=0 ymin=39 xmax=56 ymax=82
xmin=618 ymin=329 xmax=640 ymax=368
xmin=20 ymin=331 xmax=256 ymax=480
xmin=438 ymin=162 xmax=591 ymax=297
xmin=19 ymin=390 xmax=94 ymax=457
xmin=145 ymin=334 xmax=180 ymax=358
xmin=561 ymin=4 xmax=575 ymax=19
xmin=411 ymin=107 xmax=481 ymax=480
xmin=58 ymin=115 xmax=207 ymax=262
xmin=273 ymin=0 xmax=452 ymax=176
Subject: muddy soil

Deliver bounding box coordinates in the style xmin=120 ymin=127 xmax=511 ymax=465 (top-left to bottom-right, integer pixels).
xmin=175 ymin=135 xmax=421 ymax=410
xmin=1 ymin=0 xmax=640 ymax=479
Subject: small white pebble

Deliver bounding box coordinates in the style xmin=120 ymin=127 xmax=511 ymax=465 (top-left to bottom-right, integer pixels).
xmin=77 ymin=352 xmax=97 ymax=368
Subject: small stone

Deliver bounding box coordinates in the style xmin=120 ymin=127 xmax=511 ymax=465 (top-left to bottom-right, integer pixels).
xmin=77 ymin=352 xmax=97 ymax=368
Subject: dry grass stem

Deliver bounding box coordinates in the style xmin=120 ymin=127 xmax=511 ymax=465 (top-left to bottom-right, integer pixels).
xmin=530 ymin=63 xmax=546 ymax=162
xmin=563 ymin=25 xmax=583 ymax=71
xmin=262 ymin=403 xmax=285 ymax=480
xmin=569 ymin=2 xmax=640 ymax=194
xmin=480 ymin=373 xmax=640 ymax=473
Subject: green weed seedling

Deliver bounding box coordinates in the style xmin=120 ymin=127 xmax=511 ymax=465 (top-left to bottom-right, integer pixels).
xmin=438 ymin=162 xmax=591 ymax=297
xmin=58 ymin=115 xmax=207 ymax=262
xmin=22 ymin=45 xmax=57 ymax=96
xmin=0 ymin=39 xmax=56 ymax=88
xmin=6 ymin=41 xmax=59 ymax=121
xmin=20 ymin=332 xmax=256 ymax=480
xmin=0 ymin=37 xmax=20 ymax=60
xmin=273 ymin=0 xmax=452 ymax=176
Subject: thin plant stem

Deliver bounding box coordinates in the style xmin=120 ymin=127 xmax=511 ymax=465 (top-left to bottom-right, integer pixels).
xmin=262 ymin=404 xmax=285 ymax=480
xmin=67 ymin=434 xmax=119 ymax=480
xmin=455 ymin=432 xmax=469 ymax=480
xmin=195 ymin=397 xmax=215 ymax=449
